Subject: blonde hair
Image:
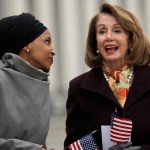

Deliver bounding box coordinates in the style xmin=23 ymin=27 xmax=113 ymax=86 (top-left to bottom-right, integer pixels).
xmin=85 ymin=3 xmax=150 ymax=68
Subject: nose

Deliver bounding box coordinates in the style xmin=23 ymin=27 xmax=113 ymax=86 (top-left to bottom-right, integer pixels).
xmin=50 ymin=47 xmax=55 ymax=56
xmin=106 ymin=31 xmax=114 ymax=42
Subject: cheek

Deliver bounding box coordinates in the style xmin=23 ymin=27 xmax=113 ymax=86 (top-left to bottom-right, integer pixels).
xmin=96 ymin=36 xmax=104 ymax=45
xmin=122 ymin=39 xmax=129 ymax=50
xmin=31 ymin=45 xmax=46 ymax=55
xmin=123 ymin=35 xmax=129 ymax=47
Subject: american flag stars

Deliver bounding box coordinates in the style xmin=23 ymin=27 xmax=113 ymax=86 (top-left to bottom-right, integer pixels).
xmin=68 ymin=133 xmax=100 ymax=150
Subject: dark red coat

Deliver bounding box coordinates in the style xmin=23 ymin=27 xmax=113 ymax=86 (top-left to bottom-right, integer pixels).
xmin=64 ymin=65 xmax=150 ymax=150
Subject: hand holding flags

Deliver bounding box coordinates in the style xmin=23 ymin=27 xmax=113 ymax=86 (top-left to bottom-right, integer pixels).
xmin=110 ymin=114 xmax=132 ymax=144
xmin=68 ymin=132 xmax=100 ymax=150
xmin=65 ymin=114 xmax=132 ymax=150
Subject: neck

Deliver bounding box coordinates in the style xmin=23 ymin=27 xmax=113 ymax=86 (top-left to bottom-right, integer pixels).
xmin=104 ymin=60 xmax=125 ymax=71
xmin=103 ymin=65 xmax=134 ymax=84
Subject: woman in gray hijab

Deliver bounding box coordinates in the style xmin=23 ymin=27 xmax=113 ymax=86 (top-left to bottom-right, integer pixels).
xmin=0 ymin=13 xmax=55 ymax=150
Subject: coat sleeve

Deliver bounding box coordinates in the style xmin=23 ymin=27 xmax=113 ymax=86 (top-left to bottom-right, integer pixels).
xmin=64 ymin=82 xmax=79 ymax=147
xmin=64 ymin=81 xmax=84 ymax=147
xmin=142 ymin=145 xmax=150 ymax=150
xmin=0 ymin=138 xmax=43 ymax=150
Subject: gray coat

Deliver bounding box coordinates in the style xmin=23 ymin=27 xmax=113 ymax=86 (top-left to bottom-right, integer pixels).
xmin=0 ymin=53 xmax=51 ymax=150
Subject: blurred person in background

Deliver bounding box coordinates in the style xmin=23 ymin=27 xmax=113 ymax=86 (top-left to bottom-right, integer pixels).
xmin=0 ymin=13 xmax=55 ymax=150
xmin=64 ymin=3 xmax=150 ymax=150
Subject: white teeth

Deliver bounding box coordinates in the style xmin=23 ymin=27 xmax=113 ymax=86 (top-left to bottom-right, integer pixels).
xmin=106 ymin=46 xmax=116 ymax=49
xmin=105 ymin=46 xmax=118 ymax=51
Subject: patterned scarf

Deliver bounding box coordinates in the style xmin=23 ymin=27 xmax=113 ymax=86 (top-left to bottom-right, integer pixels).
xmin=102 ymin=63 xmax=133 ymax=107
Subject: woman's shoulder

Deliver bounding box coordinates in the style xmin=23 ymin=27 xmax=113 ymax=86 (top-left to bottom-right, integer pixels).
xmin=70 ymin=71 xmax=90 ymax=84
xmin=134 ymin=65 xmax=150 ymax=79
xmin=69 ymin=67 xmax=100 ymax=86
xmin=135 ymin=65 xmax=150 ymax=72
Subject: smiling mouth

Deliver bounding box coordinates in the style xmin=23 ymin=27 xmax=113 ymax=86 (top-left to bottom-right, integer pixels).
xmin=105 ymin=46 xmax=118 ymax=53
xmin=48 ymin=57 xmax=53 ymax=63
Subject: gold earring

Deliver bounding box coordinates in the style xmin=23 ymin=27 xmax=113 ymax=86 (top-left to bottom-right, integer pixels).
xmin=26 ymin=49 xmax=30 ymax=53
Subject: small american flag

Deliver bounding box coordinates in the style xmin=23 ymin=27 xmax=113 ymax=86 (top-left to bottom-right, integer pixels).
xmin=68 ymin=132 xmax=100 ymax=150
xmin=110 ymin=115 xmax=132 ymax=144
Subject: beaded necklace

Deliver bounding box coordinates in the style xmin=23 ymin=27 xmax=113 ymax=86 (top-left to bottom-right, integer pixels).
xmin=102 ymin=65 xmax=134 ymax=107
xmin=103 ymin=69 xmax=133 ymax=84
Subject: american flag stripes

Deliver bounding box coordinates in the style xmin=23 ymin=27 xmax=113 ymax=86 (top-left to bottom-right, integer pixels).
xmin=68 ymin=132 xmax=100 ymax=150
xmin=110 ymin=115 xmax=132 ymax=144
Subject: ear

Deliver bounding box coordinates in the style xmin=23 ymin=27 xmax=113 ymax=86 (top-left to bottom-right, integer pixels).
xmin=19 ymin=45 xmax=30 ymax=57
xmin=22 ymin=45 xmax=30 ymax=52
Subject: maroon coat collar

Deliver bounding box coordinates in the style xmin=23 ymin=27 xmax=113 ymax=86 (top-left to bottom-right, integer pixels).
xmin=81 ymin=67 xmax=116 ymax=100
xmin=125 ymin=65 xmax=150 ymax=110
xmin=81 ymin=66 xmax=150 ymax=110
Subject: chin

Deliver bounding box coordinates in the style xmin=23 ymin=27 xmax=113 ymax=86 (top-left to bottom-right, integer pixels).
xmin=104 ymin=56 xmax=122 ymax=61
xmin=45 ymin=69 xmax=50 ymax=73
xmin=40 ymin=67 xmax=49 ymax=73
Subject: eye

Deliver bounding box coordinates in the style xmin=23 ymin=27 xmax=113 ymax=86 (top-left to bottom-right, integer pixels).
xmin=114 ymin=30 xmax=121 ymax=34
xmin=100 ymin=30 xmax=107 ymax=34
xmin=97 ymin=29 xmax=107 ymax=34
xmin=44 ymin=39 xmax=50 ymax=45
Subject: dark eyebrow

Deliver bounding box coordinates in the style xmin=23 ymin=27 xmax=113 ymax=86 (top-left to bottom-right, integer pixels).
xmin=97 ymin=22 xmax=121 ymax=28
xmin=47 ymin=36 xmax=51 ymax=41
